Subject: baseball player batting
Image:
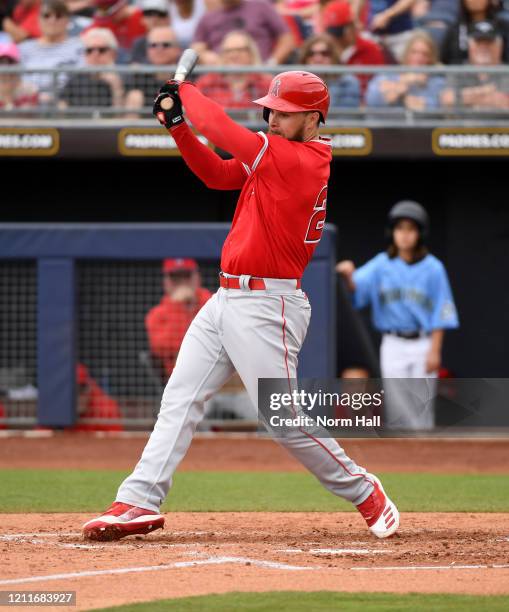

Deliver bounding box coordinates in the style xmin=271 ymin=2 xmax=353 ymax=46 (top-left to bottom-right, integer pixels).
xmin=83 ymin=69 xmax=399 ymax=541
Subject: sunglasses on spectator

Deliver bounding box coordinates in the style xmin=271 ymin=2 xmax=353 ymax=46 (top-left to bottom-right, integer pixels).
xmin=165 ymin=271 xmax=193 ymax=279
xmin=148 ymin=41 xmax=174 ymax=49
xmin=222 ymin=46 xmax=250 ymax=54
xmin=143 ymin=10 xmax=168 ymax=17
xmin=41 ymin=12 xmax=66 ymax=19
xmin=85 ymin=46 xmax=112 ymax=55
xmin=308 ymin=48 xmax=331 ymax=57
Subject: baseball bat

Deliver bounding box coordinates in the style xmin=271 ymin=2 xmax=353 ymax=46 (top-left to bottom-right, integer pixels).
xmin=160 ymin=48 xmax=199 ymax=110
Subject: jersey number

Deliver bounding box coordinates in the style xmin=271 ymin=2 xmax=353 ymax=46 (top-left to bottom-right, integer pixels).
xmin=304 ymin=185 xmax=328 ymax=244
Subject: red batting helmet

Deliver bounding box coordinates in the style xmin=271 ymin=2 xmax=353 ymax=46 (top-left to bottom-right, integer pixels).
xmin=253 ymin=71 xmax=330 ymax=124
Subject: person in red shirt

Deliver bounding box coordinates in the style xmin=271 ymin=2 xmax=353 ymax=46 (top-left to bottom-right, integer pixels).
xmin=3 ymin=0 xmax=41 ymax=43
xmin=71 ymin=363 xmax=123 ymax=432
xmin=321 ymin=1 xmax=387 ymax=92
xmin=82 ymin=70 xmax=399 ymax=543
xmin=145 ymin=258 xmax=212 ymax=378
xmin=88 ymin=0 xmax=146 ymax=56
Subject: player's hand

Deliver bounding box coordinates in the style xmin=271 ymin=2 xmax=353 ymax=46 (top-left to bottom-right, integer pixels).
xmin=153 ymin=80 xmax=184 ymax=129
xmin=171 ymin=285 xmax=195 ymax=303
xmin=425 ymin=348 xmax=441 ymax=374
xmin=335 ymin=260 xmax=355 ymax=277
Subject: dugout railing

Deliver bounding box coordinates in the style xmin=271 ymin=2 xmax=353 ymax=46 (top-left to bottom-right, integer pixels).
xmin=0 ymin=223 xmax=337 ymax=429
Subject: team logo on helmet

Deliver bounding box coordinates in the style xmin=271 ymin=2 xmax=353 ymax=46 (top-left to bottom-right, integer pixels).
xmin=270 ymin=79 xmax=281 ymax=97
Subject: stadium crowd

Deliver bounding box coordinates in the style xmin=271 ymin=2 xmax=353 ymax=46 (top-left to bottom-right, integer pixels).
xmin=1 ymin=0 xmax=509 ymax=112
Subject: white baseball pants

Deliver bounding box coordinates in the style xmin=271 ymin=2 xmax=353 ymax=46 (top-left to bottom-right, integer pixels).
xmin=381 ymin=333 xmax=438 ymax=431
xmin=117 ymin=282 xmax=374 ymax=511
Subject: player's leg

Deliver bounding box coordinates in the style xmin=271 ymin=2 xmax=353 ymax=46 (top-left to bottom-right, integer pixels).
xmin=221 ymin=290 xmax=398 ymax=537
xmin=83 ymin=293 xmax=235 ymax=540
xmin=380 ymin=334 xmax=421 ymax=430
xmin=221 ymin=291 xmax=372 ymax=503
xmin=407 ymin=336 xmax=438 ymax=430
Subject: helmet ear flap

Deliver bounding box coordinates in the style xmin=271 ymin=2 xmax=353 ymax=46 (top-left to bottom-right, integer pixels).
xmin=263 ymin=107 xmax=270 ymax=122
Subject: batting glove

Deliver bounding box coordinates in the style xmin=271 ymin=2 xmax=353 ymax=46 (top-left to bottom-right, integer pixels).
xmin=153 ymin=93 xmax=184 ymax=129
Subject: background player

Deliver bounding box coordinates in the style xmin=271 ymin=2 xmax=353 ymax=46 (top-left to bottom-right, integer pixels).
xmin=337 ymin=201 xmax=459 ymax=430
xmin=82 ymin=70 xmax=399 ymax=542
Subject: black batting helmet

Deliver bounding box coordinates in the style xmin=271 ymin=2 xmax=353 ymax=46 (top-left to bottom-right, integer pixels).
xmin=387 ymin=200 xmax=429 ymax=239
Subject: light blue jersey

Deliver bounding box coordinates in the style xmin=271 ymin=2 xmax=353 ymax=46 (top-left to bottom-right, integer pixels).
xmin=352 ymin=253 xmax=459 ymax=333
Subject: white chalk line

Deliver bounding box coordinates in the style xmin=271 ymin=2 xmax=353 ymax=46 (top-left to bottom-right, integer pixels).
xmin=0 ymin=556 xmax=317 ymax=586
xmin=351 ymin=564 xmax=509 ymax=571
xmin=277 ymin=548 xmax=392 ymax=555
xmin=0 ymin=534 xmax=207 ymax=551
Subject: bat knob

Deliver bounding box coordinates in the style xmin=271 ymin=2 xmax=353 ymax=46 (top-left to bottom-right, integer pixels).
xmin=160 ymin=97 xmax=174 ymax=111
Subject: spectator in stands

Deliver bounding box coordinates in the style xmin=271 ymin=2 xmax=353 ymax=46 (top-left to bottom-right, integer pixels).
xmin=367 ymin=0 xmax=417 ymax=62
xmin=366 ymin=30 xmax=445 ymax=111
xmin=125 ymin=25 xmax=180 ymax=113
xmin=170 ymin=0 xmax=207 ymax=49
xmin=19 ymin=0 xmax=83 ymax=101
xmin=441 ymin=20 xmax=509 ymax=110
xmin=2 ymin=0 xmax=40 ymax=44
xmin=276 ymin=0 xmax=320 ymax=40
xmin=130 ymin=0 xmax=169 ymax=64
xmin=72 ymin=363 xmax=123 ymax=432
xmin=443 ymin=0 xmax=509 ymax=64
xmin=412 ymin=0 xmax=460 ymax=54
xmin=322 ymin=1 xmax=386 ymax=92
xmin=299 ymin=33 xmax=361 ymax=108
xmin=145 ymin=258 xmax=212 ymax=378
xmin=195 ymin=31 xmax=271 ymax=108
xmin=0 ymin=41 xmax=39 ymax=108
xmin=0 ymin=0 xmax=17 ymax=43
xmin=192 ymin=0 xmax=295 ymax=64
xmin=59 ymin=27 xmax=123 ymax=109
xmin=88 ymin=0 xmax=146 ymax=61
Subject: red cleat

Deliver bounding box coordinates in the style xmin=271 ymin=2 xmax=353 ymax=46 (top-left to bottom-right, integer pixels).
xmin=356 ymin=477 xmax=399 ymax=539
xmin=82 ymin=502 xmax=165 ymax=541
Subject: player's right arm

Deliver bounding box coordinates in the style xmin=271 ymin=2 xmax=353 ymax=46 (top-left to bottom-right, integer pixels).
xmin=336 ymin=260 xmax=356 ymax=291
xmin=170 ymin=123 xmax=249 ymax=190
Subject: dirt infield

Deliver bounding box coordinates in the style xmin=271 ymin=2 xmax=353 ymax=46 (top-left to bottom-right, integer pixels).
xmin=1 ymin=513 xmax=509 ymax=611
xmin=1 ymin=433 xmax=509 ymax=472
xmin=1 ymin=435 xmax=508 ymax=610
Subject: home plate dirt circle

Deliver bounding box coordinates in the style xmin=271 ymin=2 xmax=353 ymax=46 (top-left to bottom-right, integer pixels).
xmin=1 ymin=512 xmax=509 ymax=610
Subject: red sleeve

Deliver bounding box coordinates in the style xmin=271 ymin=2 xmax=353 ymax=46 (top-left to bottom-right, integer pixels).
xmin=170 ymin=122 xmax=248 ymax=190
xmin=179 ymin=82 xmax=265 ymax=169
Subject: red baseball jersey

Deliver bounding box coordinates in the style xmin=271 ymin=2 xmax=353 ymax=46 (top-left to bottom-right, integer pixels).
xmin=173 ymin=83 xmax=332 ymax=279
xmin=221 ymin=133 xmax=331 ymax=278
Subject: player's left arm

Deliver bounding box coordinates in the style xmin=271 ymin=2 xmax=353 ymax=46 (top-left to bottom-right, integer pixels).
xmin=178 ymin=82 xmax=265 ymax=169
xmin=427 ymin=262 xmax=459 ymax=373
xmin=429 ymin=262 xmax=459 ymax=330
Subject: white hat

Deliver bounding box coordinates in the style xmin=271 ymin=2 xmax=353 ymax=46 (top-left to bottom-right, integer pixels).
xmin=138 ymin=0 xmax=169 ymax=12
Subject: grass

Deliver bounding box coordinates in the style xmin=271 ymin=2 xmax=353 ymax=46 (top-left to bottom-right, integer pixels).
xmin=92 ymin=592 xmax=509 ymax=611
xmin=0 ymin=470 xmax=508 ymax=513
